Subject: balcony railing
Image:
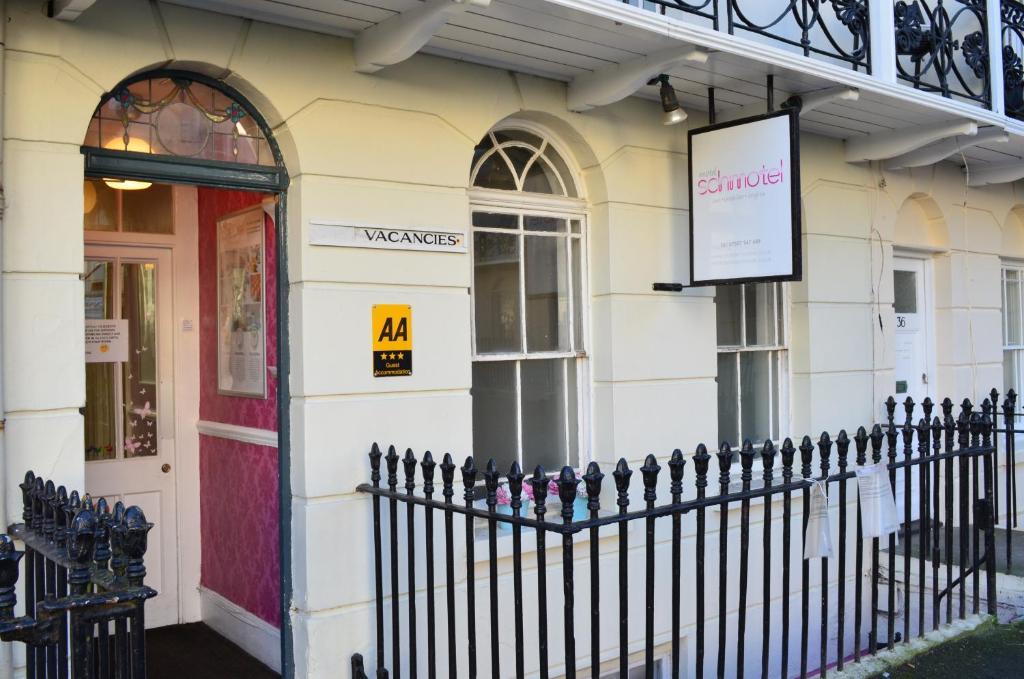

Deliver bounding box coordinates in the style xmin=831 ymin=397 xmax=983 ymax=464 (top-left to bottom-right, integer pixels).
xmin=727 ymin=1 xmax=871 ymax=71
xmin=614 ymin=1 xmax=1024 ymax=116
xmin=1003 ymin=0 xmax=1024 ymax=118
xmin=894 ymin=1 xmax=991 ymax=106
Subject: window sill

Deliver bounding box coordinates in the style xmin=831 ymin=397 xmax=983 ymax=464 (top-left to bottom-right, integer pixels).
xmin=470 ymin=506 xmax=619 ymax=563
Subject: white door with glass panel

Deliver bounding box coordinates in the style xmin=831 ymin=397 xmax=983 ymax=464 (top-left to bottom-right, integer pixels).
xmin=893 ymin=256 xmax=930 ymax=521
xmin=83 ymin=245 xmax=178 ymax=627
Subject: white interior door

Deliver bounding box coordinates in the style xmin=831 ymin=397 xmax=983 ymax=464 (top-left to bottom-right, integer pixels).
xmin=83 ymin=244 xmax=179 ymax=627
xmin=893 ymin=256 xmax=931 ymax=522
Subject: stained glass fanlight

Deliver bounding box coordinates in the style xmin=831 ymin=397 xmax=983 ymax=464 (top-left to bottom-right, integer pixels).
xmin=83 ymin=76 xmax=276 ymax=190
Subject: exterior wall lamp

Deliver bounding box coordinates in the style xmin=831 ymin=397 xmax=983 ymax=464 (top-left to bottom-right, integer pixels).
xmin=650 ymin=73 xmax=686 ymax=125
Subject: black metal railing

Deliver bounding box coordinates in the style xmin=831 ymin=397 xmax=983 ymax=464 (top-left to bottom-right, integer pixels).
xmin=987 ymin=387 xmax=1020 ymax=574
xmin=351 ymin=394 xmax=999 ymax=679
xmin=621 ymin=0 xmax=719 ymax=27
xmin=894 ymin=0 xmax=991 ymax=105
xmin=1002 ymin=0 xmax=1024 ymax=119
xmin=728 ymin=1 xmax=871 ymax=71
xmin=0 ymin=471 xmax=156 ymax=679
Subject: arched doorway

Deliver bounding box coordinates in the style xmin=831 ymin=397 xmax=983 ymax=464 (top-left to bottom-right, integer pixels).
xmin=80 ymin=70 xmax=288 ymax=674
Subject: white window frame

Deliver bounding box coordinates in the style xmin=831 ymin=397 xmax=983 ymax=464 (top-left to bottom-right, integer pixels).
xmin=716 ymin=281 xmax=790 ymax=447
xmin=468 ymin=123 xmax=590 ymax=473
xmin=1003 ymin=261 xmax=1024 ymax=397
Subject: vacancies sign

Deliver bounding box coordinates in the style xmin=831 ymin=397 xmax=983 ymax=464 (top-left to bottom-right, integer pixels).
xmin=688 ymin=108 xmax=801 ymax=286
xmin=309 ymin=221 xmax=466 ymax=253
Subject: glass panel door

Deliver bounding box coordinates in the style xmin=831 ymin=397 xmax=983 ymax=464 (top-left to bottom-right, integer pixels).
xmin=83 ymin=254 xmax=161 ymax=461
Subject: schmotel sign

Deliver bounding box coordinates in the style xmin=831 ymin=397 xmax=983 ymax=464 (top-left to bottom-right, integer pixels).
xmin=309 ymin=220 xmax=466 ymax=253
xmin=688 ymin=108 xmax=802 ymax=286
xmin=372 ymin=304 xmax=412 ymax=377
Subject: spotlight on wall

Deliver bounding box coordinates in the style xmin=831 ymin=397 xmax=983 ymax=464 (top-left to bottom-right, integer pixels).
xmin=649 ymin=74 xmax=686 ymax=126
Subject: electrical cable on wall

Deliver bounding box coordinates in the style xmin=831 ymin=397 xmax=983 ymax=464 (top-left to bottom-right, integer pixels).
xmin=957 ymin=144 xmax=981 ymax=401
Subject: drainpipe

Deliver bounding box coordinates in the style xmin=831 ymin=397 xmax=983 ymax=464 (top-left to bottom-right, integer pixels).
xmin=0 ymin=2 xmax=10 ymax=675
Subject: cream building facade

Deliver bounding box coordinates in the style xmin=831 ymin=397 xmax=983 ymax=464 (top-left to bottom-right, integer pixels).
xmin=1 ymin=0 xmax=1023 ymax=677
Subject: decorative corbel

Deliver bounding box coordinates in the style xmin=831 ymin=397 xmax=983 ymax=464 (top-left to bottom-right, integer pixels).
xmin=567 ymin=46 xmax=708 ymax=112
xmin=844 ymin=119 xmax=978 ymax=163
xmin=966 ymin=157 xmax=1024 ymax=187
xmin=354 ymin=0 xmax=491 ymax=74
xmin=48 ymin=0 xmax=98 ymax=21
xmin=885 ymin=126 xmax=1009 ymax=170
xmin=781 ymin=86 xmax=860 ymax=114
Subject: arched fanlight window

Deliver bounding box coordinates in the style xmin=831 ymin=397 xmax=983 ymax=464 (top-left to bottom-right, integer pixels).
xmin=83 ymin=76 xmax=276 ymax=172
xmin=470 ymin=129 xmax=579 ymax=198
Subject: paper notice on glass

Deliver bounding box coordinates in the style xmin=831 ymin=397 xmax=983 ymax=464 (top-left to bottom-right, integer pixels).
xmin=856 ymin=463 xmax=899 ymax=540
xmin=804 ymin=481 xmax=835 ymax=560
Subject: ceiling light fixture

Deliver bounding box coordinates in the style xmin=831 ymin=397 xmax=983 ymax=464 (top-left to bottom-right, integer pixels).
xmin=650 ymin=74 xmax=686 ymax=126
xmin=102 ymin=136 xmax=152 ymax=190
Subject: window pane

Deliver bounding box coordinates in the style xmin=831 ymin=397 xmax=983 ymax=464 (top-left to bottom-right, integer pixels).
xmin=473 ymin=212 xmax=517 ymax=230
xmin=473 ymin=152 xmax=517 ymax=191
xmin=472 ymin=361 xmax=519 ymax=473
xmin=85 ymin=364 xmax=117 ymax=461
xmin=1005 ymin=349 xmax=1018 ymax=396
xmin=524 ymin=216 xmax=566 ymax=233
xmin=525 ymin=235 xmax=569 ymax=352
xmin=122 ymin=262 xmax=158 ymax=458
xmin=502 ymin=146 xmax=534 ymax=180
xmin=717 ymin=353 xmax=739 ymax=447
xmin=84 ymin=258 xmax=116 ymax=462
xmin=566 ymin=360 xmax=580 ymax=468
xmin=83 ymin=180 xmax=118 ymax=232
xmin=1007 ymin=274 xmax=1022 ymax=346
xmin=521 ymin=359 xmax=567 ymax=473
xmin=543 ymin=145 xmax=578 ymax=198
xmin=740 ymin=351 xmax=772 ymax=445
xmin=122 ymin=183 xmax=174 ymax=234
xmin=474 ymin=233 xmax=522 ymax=353
xmin=893 ymin=270 xmax=918 ymax=314
xmin=572 ymin=237 xmax=584 ymax=351
xmin=716 ymin=285 xmax=743 ymax=346
xmin=745 ymin=283 xmax=777 ymax=346
xmin=522 ymin=157 xmax=563 ymax=195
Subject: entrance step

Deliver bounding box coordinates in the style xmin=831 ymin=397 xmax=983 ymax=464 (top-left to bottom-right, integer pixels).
xmin=147 ymin=623 xmax=279 ymax=679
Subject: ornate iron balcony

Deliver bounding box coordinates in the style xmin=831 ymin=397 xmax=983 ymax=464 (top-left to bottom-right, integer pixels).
xmin=1004 ymin=0 xmax=1024 ymax=118
xmin=727 ymin=1 xmax=871 ymax=71
xmin=894 ymin=0 xmax=991 ymax=106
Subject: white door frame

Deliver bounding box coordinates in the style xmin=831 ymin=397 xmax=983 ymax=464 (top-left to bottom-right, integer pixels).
xmin=893 ymin=250 xmax=938 ymax=405
xmin=84 ymin=185 xmax=202 ymax=626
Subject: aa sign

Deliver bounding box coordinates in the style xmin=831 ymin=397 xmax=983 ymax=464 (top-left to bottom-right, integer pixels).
xmin=372 ymin=304 xmax=412 ymax=377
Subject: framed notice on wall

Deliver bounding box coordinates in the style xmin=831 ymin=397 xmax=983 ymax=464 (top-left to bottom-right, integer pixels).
xmin=688 ymin=108 xmax=801 ymax=286
xmin=217 ymin=205 xmax=267 ymax=397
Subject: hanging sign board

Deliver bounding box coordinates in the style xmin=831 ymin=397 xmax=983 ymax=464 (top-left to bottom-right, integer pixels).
xmin=688 ymin=108 xmax=802 ymax=286
xmin=372 ymin=304 xmax=412 ymax=377
xmin=309 ymin=221 xmax=466 ymax=254
xmin=85 ymin=319 xmax=129 ymax=363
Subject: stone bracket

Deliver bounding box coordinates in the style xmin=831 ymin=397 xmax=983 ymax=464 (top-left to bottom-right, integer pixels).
xmin=354 ymin=0 xmax=491 ymax=74
xmin=844 ymin=119 xmax=978 ymax=163
xmin=567 ymin=46 xmax=708 ymax=113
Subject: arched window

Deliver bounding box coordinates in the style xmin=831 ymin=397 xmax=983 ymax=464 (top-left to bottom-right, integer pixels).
xmin=83 ymin=76 xmax=276 ymax=167
xmin=469 ymin=126 xmax=588 ymax=474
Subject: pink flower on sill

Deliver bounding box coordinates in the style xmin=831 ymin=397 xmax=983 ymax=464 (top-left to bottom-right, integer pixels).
xmin=523 ymin=484 xmax=535 ymax=502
